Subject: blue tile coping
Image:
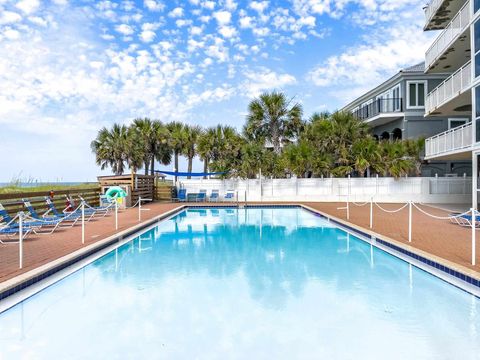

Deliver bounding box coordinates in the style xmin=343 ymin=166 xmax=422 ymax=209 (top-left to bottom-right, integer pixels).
xmin=0 ymin=203 xmax=479 ymax=303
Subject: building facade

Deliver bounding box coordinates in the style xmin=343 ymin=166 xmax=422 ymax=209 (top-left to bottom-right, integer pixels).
xmin=341 ymin=63 xmax=471 ymax=176
xmin=422 ymin=0 xmax=479 ymax=206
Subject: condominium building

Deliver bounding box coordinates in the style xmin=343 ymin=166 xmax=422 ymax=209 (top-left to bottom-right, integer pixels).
xmin=341 ymin=62 xmax=471 ymax=176
xmin=422 ymin=0 xmax=479 ymax=204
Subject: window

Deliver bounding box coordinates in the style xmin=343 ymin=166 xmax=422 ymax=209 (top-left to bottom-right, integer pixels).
xmin=390 ymin=85 xmax=401 ymax=111
xmin=476 ymin=86 xmax=480 ymax=142
xmin=406 ymin=81 xmax=426 ymax=109
xmin=476 ymin=21 xmax=480 ymax=78
xmin=476 ymin=0 xmax=480 ymax=15
xmin=448 ymin=118 xmax=468 ymax=129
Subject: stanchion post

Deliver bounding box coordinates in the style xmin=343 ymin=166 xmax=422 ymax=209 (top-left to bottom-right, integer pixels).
xmin=138 ymin=196 xmax=142 ymax=222
xmin=346 ymin=198 xmax=350 ymax=220
xmin=115 ymin=199 xmax=118 ymax=230
xmin=408 ymin=200 xmax=412 ymax=243
xmin=81 ymin=201 xmax=85 ymax=244
xmin=472 ymin=208 xmax=476 ymax=266
xmin=19 ymin=211 xmax=23 ymax=269
xmin=369 ymin=197 xmax=373 ymax=229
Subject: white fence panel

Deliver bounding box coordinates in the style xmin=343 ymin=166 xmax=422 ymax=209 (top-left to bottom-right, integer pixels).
xmin=178 ymin=177 xmax=471 ymax=204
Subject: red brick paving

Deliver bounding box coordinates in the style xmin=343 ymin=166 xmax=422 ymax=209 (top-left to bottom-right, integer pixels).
xmin=304 ymin=202 xmax=479 ymax=272
xmin=0 ymin=201 xmax=478 ymax=285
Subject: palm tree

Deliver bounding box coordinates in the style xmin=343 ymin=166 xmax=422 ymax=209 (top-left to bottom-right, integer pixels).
xmin=351 ymin=137 xmax=382 ymax=177
xmin=245 ymin=91 xmax=303 ymax=154
xmin=379 ymin=141 xmax=415 ymax=178
xmin=207 ymin=125 xmax=244 ymax=177
xmin=282 ymin=141 xmax=314 ymax=178
xmin=197 ymin=127 xmax=216 ymax=179
xmin=91 ymin=124 xmax=134 ymax=175
xmin=182 ymin=125 xmax=202 ymax=179
xmin=404 ymin=138 xmax=425 ymax=176
xmin=166 ymin=121 xmax=186 ymax=182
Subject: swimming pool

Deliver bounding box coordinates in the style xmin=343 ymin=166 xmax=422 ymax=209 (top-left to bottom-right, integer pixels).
xmin=0 ymin=207 xmax=478 ymax=359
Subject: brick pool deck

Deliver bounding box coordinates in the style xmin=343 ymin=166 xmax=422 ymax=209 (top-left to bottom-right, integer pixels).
xmin=0 ymin=201 xmax=479 ymax=289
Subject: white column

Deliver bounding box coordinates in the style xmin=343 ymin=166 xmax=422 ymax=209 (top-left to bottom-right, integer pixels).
xmin=408 ymin=201 xmax=412 ymax=243
xmin=19 ymin=212 xmax=23 ymax=269
xmin=81 ymin=201 xmax=85 ymax=244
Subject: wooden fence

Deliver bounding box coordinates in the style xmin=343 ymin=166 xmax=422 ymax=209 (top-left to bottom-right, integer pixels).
xmin=0 ymin=187 xmax=101 ymax=217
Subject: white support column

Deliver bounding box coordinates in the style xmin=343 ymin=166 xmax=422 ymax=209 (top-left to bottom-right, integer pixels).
xmin=138 ymin=196 xmax=142 ymax=221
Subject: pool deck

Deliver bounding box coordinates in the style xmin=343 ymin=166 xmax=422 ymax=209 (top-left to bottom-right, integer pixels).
xmin=0 ymin=201 xmax=479 ymax=298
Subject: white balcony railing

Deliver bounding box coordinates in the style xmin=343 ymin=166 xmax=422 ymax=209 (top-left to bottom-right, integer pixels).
xmin=425 ymin=0 xmax=471 ymax=70
xmin=424 ymin=0 xmax=446 ymax=27
xmin=425 ymin=60 xmax=472 ymax=114
xmin=425 ymin=122 xmax=472 ymax=158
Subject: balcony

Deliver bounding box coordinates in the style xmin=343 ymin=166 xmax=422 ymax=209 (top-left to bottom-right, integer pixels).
xmin=425 ymin=0 xmax=471 ymax=72
xmin=425 ymin=122 xmax=473 ymax=160
xmin=352 ymin=98 xmax=404 ymax=126
xmin=424 ymin=0 xmax=468 ymax=31
xmin=425 ymin=60 xmax=472 ymax=115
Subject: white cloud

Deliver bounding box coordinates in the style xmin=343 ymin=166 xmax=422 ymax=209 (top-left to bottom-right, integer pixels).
xmin=169 ymin=7 xmax=184 ymax=18
xmin=190 ymin=25 xmax=203 ymax=35
xmin=250 ymin=1 xmax=269 ymax=13
xmin=2 ymin=28 xmax=21 ymax=40
xmin=115 ymin=24 xmax=134 ymax=36
xmin=218 ymin=25 xmax=237 ymax=38
xmin=213 ymin=10 xmax=232 ymax=25
xmin=140 ymin=23 xmax=159 ymax=42
xmin=15 ymin=0 xmax=40 ymax=14
xmin=144 ymin=0 xmax=164 ymax=12
xmin=201 ymin=1 xmax=215 ymax=10
xmin=224 ymin=0 xmax=237 ymax=11
xmin=307 ymin=7 xmax=433 ymax=103
xmin=0 ymin=11 xmax=22 ymax=25
xmin=242 ymin=68 xmax=296 ymax=97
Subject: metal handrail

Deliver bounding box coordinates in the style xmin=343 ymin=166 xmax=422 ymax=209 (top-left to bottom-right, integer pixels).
xmin=425 ymin=122 xmax=472 ymax=157
xmin=425 ymin=0 xmax=471 ymax=69
xmin=352 ymin=98 xmax=403 ymax=121
xmin=425 ymin=60 xmax=472 ymax=114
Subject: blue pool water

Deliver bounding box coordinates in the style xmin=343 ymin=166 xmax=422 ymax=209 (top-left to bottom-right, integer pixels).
xmin=0 ymin=207 xmax=479 ymax=359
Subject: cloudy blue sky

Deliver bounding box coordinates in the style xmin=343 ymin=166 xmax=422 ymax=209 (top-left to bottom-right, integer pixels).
xmin=0 ymin=0 xmax=435 ymax=182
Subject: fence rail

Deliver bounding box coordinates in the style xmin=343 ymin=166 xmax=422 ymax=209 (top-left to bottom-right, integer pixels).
xmin=179 ymin=177 xmax=472 ymax=204
xmin=425 ymin=122 xmax=473 ymax=158
xmin=0 ymin=187 xmax=101 ymax=217
xmin=426 ymin=61 xmax=472 ymax=114
xmin=425 ymin=0 xmax=471 ymax=69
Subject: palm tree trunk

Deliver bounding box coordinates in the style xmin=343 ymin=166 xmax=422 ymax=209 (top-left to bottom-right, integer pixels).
xmin=203 ymin=158 xmax=208 ymax=179
xmin=144 ymin=161 xmax=149 ymax=175
xmin=150 ymin=157 xmax=155 ymax=176
xmin=174 ymin=151 xmax=179 ymax=183
xmin=187 ymin=157 xmax=193 ymax=179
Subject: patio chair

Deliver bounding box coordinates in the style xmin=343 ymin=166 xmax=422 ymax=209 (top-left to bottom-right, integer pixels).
xmin=196 ymin=189 xmax=207 ymax=202
xmin=0 ymin=203 xmax=60 ymax=234
xmin=22 ymin=199 xmax=70 ymax=229
xmin=174 ymin=188 xmax=187 ymax=202
xmin=45 ymin=198 xmax=91 ymax=223
xmin=453 ymin=214 xmax=480 ymax=228
xmin=209 ymin=190 xmax=219 ymax=202
xmin=0 ymin=223 xmax=34 ymax=242
xmin=77 ymin=195 xmax=112 ymax=216
xmin=224 ymin=190 xmax=235 ymax=202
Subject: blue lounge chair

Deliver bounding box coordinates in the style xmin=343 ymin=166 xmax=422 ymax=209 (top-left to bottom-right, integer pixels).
xmin=196 ymin=189 xmax=207 ymax=202
xmin=174 ymin=188 xmax=187 ymax=202
xmin=209 ymin=190 xmax=219 ymax=202
xmin=22 ymin=199 xmax=68 ymax=230
xmin=0 ymin=203 xmax=54 ymax=234
xmin=0 ymin=224 xmax=33 ymax=242
xmin=224 ymin=190 xmax=235 ymax=201
xmin=77 ymin=196 xmax=111 ymax=216
xmin=45 ymin=198 xmax=89 ymax=223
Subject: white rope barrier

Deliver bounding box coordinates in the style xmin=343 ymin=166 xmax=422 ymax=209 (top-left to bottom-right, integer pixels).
xmin=374 ymin=202 xmax=409 ymax=213
xmin=351 ymin=201 xmax=369 ymax=207
xmin=411 ymin=203 xmax=471 ymax=220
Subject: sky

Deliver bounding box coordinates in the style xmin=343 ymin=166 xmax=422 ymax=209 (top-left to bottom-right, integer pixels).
xmin=0 ymin=0 xmax=437 ymax=182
